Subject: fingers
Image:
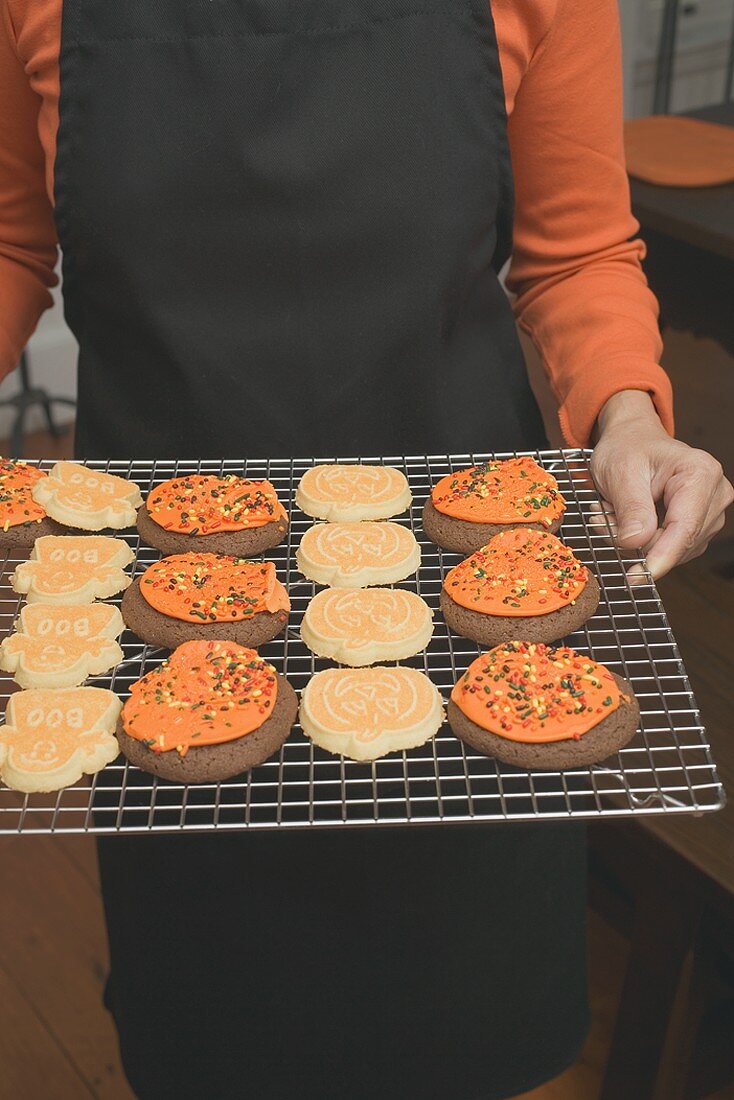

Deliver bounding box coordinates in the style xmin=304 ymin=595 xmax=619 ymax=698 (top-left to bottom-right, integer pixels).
xmin=597 ymin=466 xmax=658 ymax=548
xmin=645 ymin=462 xmax=727 ymax=580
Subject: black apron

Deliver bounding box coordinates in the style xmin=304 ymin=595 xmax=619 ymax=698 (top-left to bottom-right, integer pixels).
xmin=55 ymin=2 xmax=588 ymax=1096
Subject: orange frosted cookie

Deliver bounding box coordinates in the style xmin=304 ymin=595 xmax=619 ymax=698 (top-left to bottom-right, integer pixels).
xmin=0 ymin=459 xmax=63 ymax=546
xmin=12 ymin=535 xmax=135 ymax=604
xmin=296 ymin=464 xmax=412 ymax=521
xmin=297 ymin=521 xmax=420 ymax=588
xmin=117 ymin=640 xmax=297 ymax=782
xmin=139 ymin=474 xmax=288 ymax=556
xmin=121 ymin=552 xmax=289 ymax=649
xmin=448 ymin=641 xmax=639 ymax=770
xmin=301 ymin=587 xmax=433 ymax=665
xmin=423 ymin=457 xmax=565 ymax=554
xmin=300 ymin=666 xmax=444 ymax=761
xmin=31 ymin=461 xmax=143 ymax=531
xmin=0 ymin=603 xmax=124 ymax=689
xmin=0 ymin=686 xmax=121 ymax=792
xmin=441 ymin=529 xmax=599 ymax=645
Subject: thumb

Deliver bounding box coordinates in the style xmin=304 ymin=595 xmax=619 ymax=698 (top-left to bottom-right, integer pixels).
xmin=604 ymin=467 xmax=658 ymax=547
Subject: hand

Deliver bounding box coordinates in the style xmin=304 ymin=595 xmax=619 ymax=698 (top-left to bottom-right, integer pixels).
xmin=590 ymin=391 xmax=733 ymax=581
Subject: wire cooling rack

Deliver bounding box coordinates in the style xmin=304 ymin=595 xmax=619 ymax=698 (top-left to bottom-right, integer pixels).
xmin=0 ymin=451 xmax=724 ymax=835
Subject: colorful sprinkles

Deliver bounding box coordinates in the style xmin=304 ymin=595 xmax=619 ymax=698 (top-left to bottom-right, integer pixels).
xmin=138 ymin=552 xmax=290 ymax=624
xmin=0 ymin=458 xmax=48 ymax=530
xmin=444 ymin=528 xmax=588 ymax=616
xmin=146 ymin=474 xmax=287 ymax=535
xmin=431 ymin=456 xmax=565 ymax=527
xmin=451 ymin=640 xmax=623 ymax=744
xmin=122 ymin=639 xmax=279 ymax=755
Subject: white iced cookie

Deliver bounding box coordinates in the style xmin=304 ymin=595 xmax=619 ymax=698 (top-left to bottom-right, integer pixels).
xmin=301 ymin=587 xmax=433 ymax=666
xmin=1 ymin=603 xmax=125 ymax=689
xmin=296 ymin=464 xmax=412 ymax=522
xmin=296 ymin=522 xmax=420 ymax=588
xmin=0 ymin=686 xmax=121 ymax=793
xmin=299 ymin=666 xmax=444 ymax=761
xmin=31 ymin=461 xmax=143 ymax=530
xmin=12 ymin=535 xmax=134 ymax=604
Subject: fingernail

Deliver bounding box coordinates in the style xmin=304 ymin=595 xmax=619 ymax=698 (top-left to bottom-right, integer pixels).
xmin=619 ymin=523 xmax=643 ymax=541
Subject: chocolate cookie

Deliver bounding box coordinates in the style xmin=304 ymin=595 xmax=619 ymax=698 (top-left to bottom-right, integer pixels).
xmin=0 ymin=516 xmax=66 ymax=549
xmin=448 ymin=671 xmax=639 ymax=770
xmin=137 ymin=505 xmax=288 ymax=557
xmin=422 ymin=497 xmax=563 ymax=555
xmin=121 ymin=577 xmax=287 ymax=649
xmin=441 ymin=572 xmax=600 ymax=646
xmin=116 ymin=672 xmax=298 ymax=782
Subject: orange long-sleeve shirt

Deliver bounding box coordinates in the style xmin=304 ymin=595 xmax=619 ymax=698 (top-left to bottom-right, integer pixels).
xmin=0 ymin=0 xmax=673 ymax=446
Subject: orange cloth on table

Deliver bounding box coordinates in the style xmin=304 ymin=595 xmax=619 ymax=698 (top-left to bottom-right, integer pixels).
xmin=625 ymin=116 xmax=734 ymax=187
xmin=0 ymin=0 xmax=673 ymax=446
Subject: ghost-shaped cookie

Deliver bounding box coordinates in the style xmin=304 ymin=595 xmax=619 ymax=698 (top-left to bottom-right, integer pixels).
xmin=1 ymin=603 xmax=125 ymax=689
xmin=12 ymin=535 xmax=134 ymax=604
xmin=299 ymin=666 xmax=444 ymax=761
xmin=31 ymin=461 xmax=143 ymax=530
xmin=0 ymin=686 xmax=121 ymax=792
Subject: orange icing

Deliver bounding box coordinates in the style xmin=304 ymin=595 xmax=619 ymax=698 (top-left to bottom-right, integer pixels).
xmin=139 ymin=553 xmax=290 ymax=623
xmin=122 ymin=640 xmax=278 ymax=754
xmin=146 ymin=475 xmax=287 ymax=535
xmin=0 ymin=459 xmax=48 ymax=529
xmin=451 ymin=641 xmax=622 ymax=743
xmin=444 ymin=529 xmax=588 ymax=617
xmin=431 ymin=457 xmax=565 ymax=527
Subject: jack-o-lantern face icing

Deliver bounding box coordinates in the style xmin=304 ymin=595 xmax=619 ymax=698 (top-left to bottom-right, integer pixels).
xmin=296 ymin=464 xmax=412 ymax=521
xmin=431 ymin=457 xmax=565 ymax=527
xmin=296 ymin=522 xmax=421 ymax=588
xmin=0 ymin=458 xmax=49 ymax=529
xmin=0 ymin=687 xmax=121 ymax=792
xmin=31 ymin=462 xmax=143 ymax=530
xmin=146 ymin=475 xmax=287 ymax=535
xmin=122 ymin=640 xmax=279 ymax=755
xmin=0 ymin=604 xmax=124 ymax=689
xmin=300 ymin=587 xmax=433 ymax=665
xmin=138 ymin=553 xmax=290 ymax=623
xmin=444 ymin=529 xmax=588 ymax=617
xmin=299 ymin=666 xmax=444 ymax=761
xmin=450 ymin=641 xmax=623 ymax=744
xmin=12 ymin=536 xmax=135 ymax=604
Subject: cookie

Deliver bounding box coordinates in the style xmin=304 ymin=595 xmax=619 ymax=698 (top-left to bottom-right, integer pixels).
xmin=440 ymin=528 xmax=600 ymax=645
xmin=448 ymin=641 xmax=639 ymax=770
xmin=31 ymin=461 xmax=143 ymax=530
xmin=138 ymin=474 xmax=288 ymax=556
xmin=0 ymin=686 xmax=121 ymax=793
xmin=12 ymin=536 xmax=135 ymax=604
xmin=300 ymin=666 xmax=444 ymax=761
xmin=296 ymin=464 xmax=412 ymax=522
xmin=117 ymin=640 xmax=297 ymax=782
xmin=301 ymin=587 xmax=433 ymax=665
xmin=121 ymin=552 xmax=289 ymax=649
xmin=0 ymin=603 xmax=124 ymax=689
xmin=0 ymin=458 xmax=65 ymax=547
xmin=423 ymin=457 xmax=565 ymax=554
xmin=297 ymin=522 xmax=420 ymax=588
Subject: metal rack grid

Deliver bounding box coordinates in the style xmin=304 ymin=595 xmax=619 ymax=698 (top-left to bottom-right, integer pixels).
xmin=0 ymin=450 xmax=724 ymax=835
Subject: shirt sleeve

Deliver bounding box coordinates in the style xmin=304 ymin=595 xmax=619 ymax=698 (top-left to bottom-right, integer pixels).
xmin=505 ymin=0 xmax=674 ymax=447
xmin=0 ymin=3 xmax=58 ymax=379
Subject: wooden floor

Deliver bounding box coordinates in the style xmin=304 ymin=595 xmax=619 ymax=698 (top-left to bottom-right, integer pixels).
xmin=2 ymin=328 xmax=733 ymax=1099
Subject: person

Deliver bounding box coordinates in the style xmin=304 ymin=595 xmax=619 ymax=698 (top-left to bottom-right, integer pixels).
xmin=1 ymin=1 xmax=731 ymax=1097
